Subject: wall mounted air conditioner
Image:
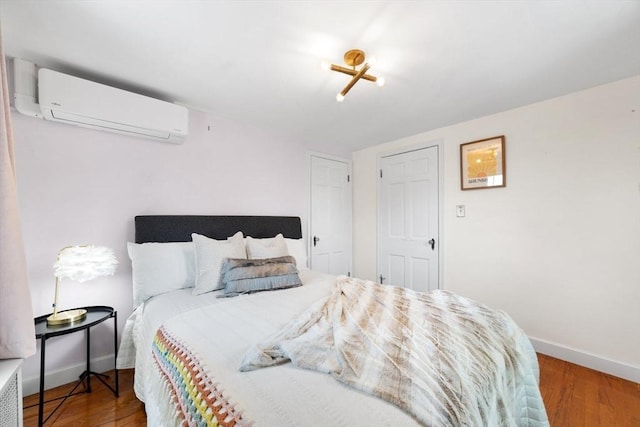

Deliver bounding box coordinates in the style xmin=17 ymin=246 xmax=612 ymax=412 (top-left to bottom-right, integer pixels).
xmin=13 ymin=58 xmax=188 ymax=143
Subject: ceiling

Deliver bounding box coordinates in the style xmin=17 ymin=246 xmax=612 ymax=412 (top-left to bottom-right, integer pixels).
xmin=1 ymin=1 xmax=639 ymax=155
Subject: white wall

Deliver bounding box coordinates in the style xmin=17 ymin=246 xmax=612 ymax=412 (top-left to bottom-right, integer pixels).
xmin=353 ymin=76 xmax=640 ymax=380
xmin=12 ymin=108 xmax=310 ymax=393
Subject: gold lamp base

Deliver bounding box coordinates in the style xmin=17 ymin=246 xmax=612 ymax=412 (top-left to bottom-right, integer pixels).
xmin=47 ymin=308 xmax=87 ymax=326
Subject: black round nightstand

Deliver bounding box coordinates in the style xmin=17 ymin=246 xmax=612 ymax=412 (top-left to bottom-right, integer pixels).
xmin=33 ymin=306 xmax=118 ymax=426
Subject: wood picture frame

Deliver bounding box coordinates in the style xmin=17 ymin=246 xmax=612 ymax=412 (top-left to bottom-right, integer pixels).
xmin=460 ymin=135 xmax=506 ymax=190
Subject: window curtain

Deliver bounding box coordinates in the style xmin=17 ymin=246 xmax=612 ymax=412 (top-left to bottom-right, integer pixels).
xmin=0 ymin=24 xmax=36 ymax=358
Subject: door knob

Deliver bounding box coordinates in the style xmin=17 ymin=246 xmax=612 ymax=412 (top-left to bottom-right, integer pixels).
xmin=313 ymin=236 xmax=320 ymax=247
xmin=428 ymin=238 xmax=435 ymax=250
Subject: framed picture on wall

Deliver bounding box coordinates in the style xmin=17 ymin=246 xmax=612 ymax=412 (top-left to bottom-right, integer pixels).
xmin=460 ymin=135 xmax=506 ymax=190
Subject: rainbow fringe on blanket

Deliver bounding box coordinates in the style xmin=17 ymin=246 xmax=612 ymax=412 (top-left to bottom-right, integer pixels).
xmin=152 ymin=326 xmax=253 ymax=427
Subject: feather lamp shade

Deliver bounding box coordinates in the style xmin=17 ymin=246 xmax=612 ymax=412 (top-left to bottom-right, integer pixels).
xmin=47 ymin=245 xmax=118 ymax=326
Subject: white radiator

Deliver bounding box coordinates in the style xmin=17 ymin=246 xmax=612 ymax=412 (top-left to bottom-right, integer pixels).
xmin=0 ymin=359 xmax=23 ymax=427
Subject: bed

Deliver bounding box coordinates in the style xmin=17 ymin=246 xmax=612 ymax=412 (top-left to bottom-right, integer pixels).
xmin=117 ymin=215 xmax=549 ymax=426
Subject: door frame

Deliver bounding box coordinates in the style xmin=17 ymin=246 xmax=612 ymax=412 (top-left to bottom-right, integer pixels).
xmin=376 ymin=139 xmax=444 ymax=289
xmin=308 ymin=151 xmax=353 ymax=275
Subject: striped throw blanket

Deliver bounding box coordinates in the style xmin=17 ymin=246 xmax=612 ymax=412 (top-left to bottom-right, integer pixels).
xmin=153 ymin=326 xmax=253 ymax=427
xmin=240 ymin=276 xmax=549 ymax=426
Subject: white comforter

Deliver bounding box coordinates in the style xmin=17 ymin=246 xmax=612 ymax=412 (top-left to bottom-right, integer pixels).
xmin=119 ymin=270 xmax=548 ymax=426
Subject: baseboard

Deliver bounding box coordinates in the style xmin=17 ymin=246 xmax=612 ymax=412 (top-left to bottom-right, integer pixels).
xmin=22 ymin=354 xmax=115 ymax=397
xmin=530 ymin=336 xmax=640 ymax=383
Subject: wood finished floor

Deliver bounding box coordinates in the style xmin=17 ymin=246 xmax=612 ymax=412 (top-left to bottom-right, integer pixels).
xmin=23 ymin=369 xmax=144 ymax=427
xmin=23 ymin=354 xmax=640 ymax=426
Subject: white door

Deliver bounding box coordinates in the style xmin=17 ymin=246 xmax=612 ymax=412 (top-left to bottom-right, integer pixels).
xmin=378 ymin=146 xmax=439 ymax=291
xmin=310 ymin=155 xmax=351 ymax=275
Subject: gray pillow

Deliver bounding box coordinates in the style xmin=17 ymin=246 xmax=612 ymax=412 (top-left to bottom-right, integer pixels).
xmin=219 ymin=256 xmax=302 ymax=298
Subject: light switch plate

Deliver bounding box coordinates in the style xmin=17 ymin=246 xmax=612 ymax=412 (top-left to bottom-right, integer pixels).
xmin=456 ymin=205 xmax=465 ymax=217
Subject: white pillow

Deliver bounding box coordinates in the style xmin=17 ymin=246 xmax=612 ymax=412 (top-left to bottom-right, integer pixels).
xmin=245 ymin=234 xmax=289 ymax=259
xmin=285 ymin=238 xmax=308 ymax=269
xmin=192 ymin=231 xmax=246 ymax=295
xmin=127 ymin=242 xmax=195 ymax=308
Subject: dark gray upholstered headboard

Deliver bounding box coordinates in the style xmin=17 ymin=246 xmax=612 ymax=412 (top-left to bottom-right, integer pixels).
xmin=135 ymin=215 xmax=302 ymax=243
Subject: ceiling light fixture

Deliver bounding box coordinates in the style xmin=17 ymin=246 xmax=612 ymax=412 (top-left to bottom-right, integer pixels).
xmin=326 ymin=49 xmax=384 ymax=102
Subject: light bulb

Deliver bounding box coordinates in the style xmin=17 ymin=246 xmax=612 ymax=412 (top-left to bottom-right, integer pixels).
xmin=376 ymin=77 xmax=385 ymax=87
xmin=320 ymin=61 xmax=330 ymax=71
xmin=336 ymin=93 xmax=345 ymax=102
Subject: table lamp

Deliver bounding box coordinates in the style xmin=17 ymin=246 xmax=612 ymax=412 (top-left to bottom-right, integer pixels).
xmin=47 ymin=245 xmax=118 ymax=326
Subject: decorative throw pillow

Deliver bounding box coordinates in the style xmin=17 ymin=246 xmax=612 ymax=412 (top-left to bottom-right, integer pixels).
xmin=245 ymin=233 xmax=289 ymax=259
xmin=127 ymin=241 xmax=195 ymax=307
xmin=192 ymin=231 xmax=246 ymax=295
xmin=219 ymin=256 xmax=302 ymax=298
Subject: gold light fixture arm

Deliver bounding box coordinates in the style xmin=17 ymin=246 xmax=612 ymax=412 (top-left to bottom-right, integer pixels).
xmin=339 ymin=63 xmax=371 ymax=98
xmin=330 ymin=64 xmax=378 ymax=83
